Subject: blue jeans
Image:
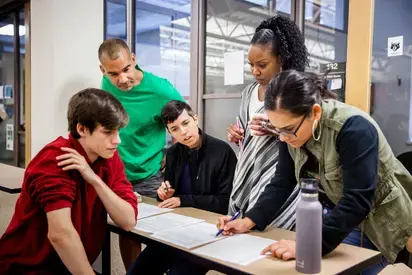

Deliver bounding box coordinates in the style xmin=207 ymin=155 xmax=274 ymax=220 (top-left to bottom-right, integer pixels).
xmin=342 ymin=227 xmax=389 ymax=274
xmin=323 ymin=207 xmax=388 ymax=275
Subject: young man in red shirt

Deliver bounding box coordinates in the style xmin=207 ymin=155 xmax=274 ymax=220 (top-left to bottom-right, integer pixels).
xmin=0 ymin=88 xmax=138 ymax=275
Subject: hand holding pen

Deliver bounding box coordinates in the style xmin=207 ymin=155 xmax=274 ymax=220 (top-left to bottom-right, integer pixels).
xmin=216 ymin=211 xmax=255 ymax=237
xmin=227 ymin=118 xmax=244 ymax=146
xmin=248 ymin=113 xmax=277 ymax=136
xmin=157 ymin=181 xmax=175 ymax=200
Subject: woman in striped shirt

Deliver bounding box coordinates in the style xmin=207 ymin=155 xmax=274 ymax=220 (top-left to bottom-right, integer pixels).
xmin=226 ymin=14 xmax=308 ymax=230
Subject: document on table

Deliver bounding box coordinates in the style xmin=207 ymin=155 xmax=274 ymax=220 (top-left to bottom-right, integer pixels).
xmin=193 ymin=234 xmax=276 ymax=266
xmin=152 ymin=222 xmax=226 ymax=249
xmin=134 ymin=213 xmax=204 ymax=234
xmin=137 ymin=203 xmax=173 ymax=220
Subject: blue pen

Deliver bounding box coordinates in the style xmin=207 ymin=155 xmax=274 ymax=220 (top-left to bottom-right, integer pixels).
xmin=216 ymin=210 xmax=241 ymax=237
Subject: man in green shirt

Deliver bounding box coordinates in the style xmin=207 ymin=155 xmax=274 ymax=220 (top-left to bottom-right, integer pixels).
xmin=98 ymin=38 xmax=183 ymax=269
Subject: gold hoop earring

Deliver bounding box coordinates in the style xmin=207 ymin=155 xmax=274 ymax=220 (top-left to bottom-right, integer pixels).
xmin=312 ymin=119 xmax=321 ymax=141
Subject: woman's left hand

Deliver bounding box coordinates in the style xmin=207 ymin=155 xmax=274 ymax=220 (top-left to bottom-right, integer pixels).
xmin=261 ymin=239 xmax=296 ymax=260
xmin=248 ymin=114 xmax=277 ymax=136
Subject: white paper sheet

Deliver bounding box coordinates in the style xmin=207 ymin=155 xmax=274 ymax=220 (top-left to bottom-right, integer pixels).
xmin=330 ymin=78 xmax=343 ymax=90
xmin=388 ymin=36 xmax=403 ymax=57
xmin=6 ymin=124 xmax=13 ymax=151
xmin=224 ymin=51 xmax=244 ymax=85
xmin=152 ymin=222 xmax=226 ymax=249
xmin=193 ymin=234 xmax=275 ymax=266
xmin=134 ymin=213 xmax=204 ymax=234
xmin=137 ymin=203 xmax=173 ymax=220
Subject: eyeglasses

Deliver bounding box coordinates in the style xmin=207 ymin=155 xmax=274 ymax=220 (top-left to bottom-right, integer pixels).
xmin=262 ymin=112 xmax=309 ymax=138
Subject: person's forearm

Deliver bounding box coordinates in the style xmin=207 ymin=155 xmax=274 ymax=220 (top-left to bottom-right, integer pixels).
xmin=48 ymin=228 xmax=94 ymax=275
xmin=92 ymin=177 xmax=136 ymax=231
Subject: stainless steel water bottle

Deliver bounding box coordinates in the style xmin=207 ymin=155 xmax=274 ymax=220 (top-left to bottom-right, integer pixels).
xmin=295 ymin=178 xmax=322 ymax=274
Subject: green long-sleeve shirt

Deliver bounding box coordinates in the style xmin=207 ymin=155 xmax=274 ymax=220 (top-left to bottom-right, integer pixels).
xmin=101 ymin=66 xmax=183 ymax=182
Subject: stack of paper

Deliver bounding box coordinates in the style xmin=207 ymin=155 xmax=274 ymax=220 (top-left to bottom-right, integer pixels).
xmin=193 ymin=234 xmax=276 ymax=266
xmin=152 ymin=222 xmax=225 ymax=249
xmin=137 ymin=203 xmax=173 ymax=220
xmin=134 ymin=213 xmax=204 ymax=234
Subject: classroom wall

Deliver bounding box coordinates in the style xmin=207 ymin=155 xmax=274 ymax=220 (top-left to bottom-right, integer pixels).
xmin=29 ymin=2 xmax=110 ymax=272
xmin=30 ymin=0 xmax=103 ymax=157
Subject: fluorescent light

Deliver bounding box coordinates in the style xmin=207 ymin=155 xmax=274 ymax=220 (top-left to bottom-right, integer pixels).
xmin=0 ymin=24 xmax=26 ymax=36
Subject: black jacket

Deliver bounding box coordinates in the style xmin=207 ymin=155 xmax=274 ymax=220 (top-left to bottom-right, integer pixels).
xmin=161 ymin=130 xmax=237 ymax=214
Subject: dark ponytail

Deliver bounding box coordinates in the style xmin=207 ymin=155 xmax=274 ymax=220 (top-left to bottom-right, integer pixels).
xmin=264 ymin=70 xmax=338 ymax=116
xmin=251 ymin=15 xmax=308 ymax=71
xmin=313 ymin=74 xmax=338 ymax=100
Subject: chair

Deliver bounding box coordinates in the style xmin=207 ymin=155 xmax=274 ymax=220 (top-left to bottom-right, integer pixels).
xmin=397 ymin=151 xmax=412 ymax=174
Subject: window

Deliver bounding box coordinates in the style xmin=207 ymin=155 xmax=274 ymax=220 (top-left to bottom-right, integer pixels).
xmin=105 ymin=0 xmax=127 ymax=40
xmin=135 ymin=0 xmax=191 ymax=102
xmin=203 ymin=0 xmax=291 ymax=144
xmin=0 ymin=8 xmax=25 ymax=167
xmin=370 ymin=0 xmax=412 ymax=157
xmin=304 ymin=0 xmax=348 ymax=72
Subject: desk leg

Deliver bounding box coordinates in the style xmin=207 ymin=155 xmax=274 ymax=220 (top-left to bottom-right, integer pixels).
xmin=102 ymin=229 xmax=111 ymax=275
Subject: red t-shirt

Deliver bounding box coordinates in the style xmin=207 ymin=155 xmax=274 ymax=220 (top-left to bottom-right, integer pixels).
xmin=0 ymin=134 xmax=138 ymax=275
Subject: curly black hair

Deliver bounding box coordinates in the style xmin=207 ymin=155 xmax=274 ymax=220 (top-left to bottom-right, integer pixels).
xmin=251 ymin=15 xmax=308 ymax=71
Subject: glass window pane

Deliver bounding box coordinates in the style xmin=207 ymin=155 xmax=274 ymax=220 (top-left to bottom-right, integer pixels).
xmin=105 ymin=0 xmax=127 ymax=40
xmin=0 ymin=11 xmax=25 ymax=167
xmin=205 ymin=0 xmax=291 ymax=94
xmin=135 ymin=0 xmax=191 ymax=101
xmin=371 ymin=0 xmax=412 ymax=157
xmin=0 ymin=14 xmax=15 ymax=166
xmin=19 ymin=8 xmax=25 ymax=168
xmin=304 ymin=0 xmax=348 ymax=72
xmin=204 ymin=98 xmax=241 ymax=151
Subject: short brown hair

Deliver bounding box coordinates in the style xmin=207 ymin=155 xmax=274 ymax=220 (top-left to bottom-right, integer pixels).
xmin=98 ymin=38 xmax=130 ymax=61
xmin=67 ymin=88 xmax=129 ymax=138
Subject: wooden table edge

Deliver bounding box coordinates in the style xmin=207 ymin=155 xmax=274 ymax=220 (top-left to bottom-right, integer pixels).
xmin=102 ymin=197 xmax=382 ymax=275
xmin=104 ymin=221 xmax=382 ymax=275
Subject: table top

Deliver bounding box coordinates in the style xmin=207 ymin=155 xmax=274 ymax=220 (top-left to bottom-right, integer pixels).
xmin=108 ymin=197 xmax=381 ymax=275
xmin=0 ymin=163 xmax=24 ymax=194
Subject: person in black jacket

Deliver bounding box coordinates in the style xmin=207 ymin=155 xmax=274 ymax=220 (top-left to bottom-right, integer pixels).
xmin=156 ymin=100 xmax=237 ymax=214
xmin=126 ymin=100 xmax=237 ymax=275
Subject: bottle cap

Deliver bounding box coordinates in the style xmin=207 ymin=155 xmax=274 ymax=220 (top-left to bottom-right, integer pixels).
xmin=299 ymin=178 xmax=319 ymax=194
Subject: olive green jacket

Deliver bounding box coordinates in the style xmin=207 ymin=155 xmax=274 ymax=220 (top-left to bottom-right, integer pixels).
xmin=288 ymin=99 xmax=412 ymax=263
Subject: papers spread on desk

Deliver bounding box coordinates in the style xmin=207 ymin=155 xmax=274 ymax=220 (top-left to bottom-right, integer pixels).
xmin=134 ymin=213 xmax=204 ymax=234
xmin=152 ymin=222 xmax=225 ymax=249
xmin=137 ymin=203 xmax=173 ymax=220
xmin=193 ymin=234 xmax=275 ymax=266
